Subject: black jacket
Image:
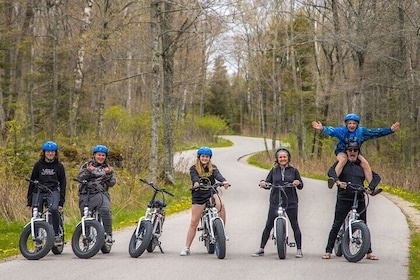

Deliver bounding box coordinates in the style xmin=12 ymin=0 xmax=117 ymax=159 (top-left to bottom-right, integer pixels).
xmin=27 ymin=158 xmax=66 ymax=206
xmin=328 ymin=160 xmax=380 ymax=201
xmin=265 ymin=165 xmax=303 ymax=209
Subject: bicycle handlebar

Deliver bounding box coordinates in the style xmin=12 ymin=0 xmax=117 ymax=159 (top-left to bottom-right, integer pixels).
xmin=139 ymin=178 xmax=175 ymax=197
xmin=191 ymin=182 xmax=231 ymax=191
xmin=26 ymin=178 xmax=53 ymax=193
xmin=261 ymin=182 xmax=295 ymax=190
xmin=345 ymin=182 xmax=382 ymax=197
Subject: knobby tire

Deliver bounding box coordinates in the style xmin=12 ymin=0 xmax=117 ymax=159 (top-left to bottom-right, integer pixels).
xmin=71 ymin=219 xmax=105 ymax=259
xmin=128 ymin=220 xmax=153 ymax=258
xmin=19 ymin=221 xmax=55 ymax=260
xmin=342 ymin=222 xmax=370 ymax=263
xmin=213 ymin=218 xmax=226 ymax=259
xmin=275 ymin=218 xmax=287 ymax=259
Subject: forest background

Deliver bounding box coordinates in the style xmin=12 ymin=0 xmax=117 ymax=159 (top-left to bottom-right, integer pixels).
xmin=0 ymin=0 xmax=419 ymax=262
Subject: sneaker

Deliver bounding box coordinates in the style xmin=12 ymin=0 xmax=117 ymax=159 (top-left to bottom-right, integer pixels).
xmin=106 ymin=234 xmax=114 ymax=245
xmin=252 ymin=249 xmax=264 ymax=257
xmin=295 ymin=249 xmax=303 ymax=258
xmin=54 ymin=235 xmax=63 ymax=246
xmin=327 ymin=177 xmax=335 ymax=189
xmin=180 ymin=247 xmax=190 ymax=256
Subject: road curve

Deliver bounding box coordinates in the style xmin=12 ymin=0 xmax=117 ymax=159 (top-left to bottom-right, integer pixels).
xmin=0 ymin=136 xmax=409 ymax=280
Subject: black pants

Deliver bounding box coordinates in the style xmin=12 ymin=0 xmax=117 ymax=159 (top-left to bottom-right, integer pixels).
xmin=325 ymin=198 xmax=372 ymax=254
xmin=260 ymin=205 xmax=302 ymax=249
xmin=79 ymin=192 xmax=113 ymax=235
xmin=32 ymin=190 xmax=61 ymax=235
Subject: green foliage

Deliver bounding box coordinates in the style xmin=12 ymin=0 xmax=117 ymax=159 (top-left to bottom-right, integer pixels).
xmin=0 ymin=120 xmax=34 ymax=177
xmin=178 ymin=114 xmax=232 ymax=149
xmin=410 ymin=232 xmax=420 ymax=280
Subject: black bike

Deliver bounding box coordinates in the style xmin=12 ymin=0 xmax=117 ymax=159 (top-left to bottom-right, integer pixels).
xmin=196 ymin=181 xmax=230 ymax=259
xmin=19 ymin=179 xmax=57 ymax=260
xmin=129 ymin=179 xmax=174 ymax=258
xmin=262 ymin=183 xmax=296 ymax=259
xmin=71 ymin=178 xmax=109 ymax=259
xmin=333 ymin=182 xmax=381 ymax=262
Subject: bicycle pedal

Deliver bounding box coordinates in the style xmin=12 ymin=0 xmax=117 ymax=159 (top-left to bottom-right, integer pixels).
xmin=197 ymin=227 xmax=204 ymax=231
xmin=289 ymin=242 xmax=296 ymax=247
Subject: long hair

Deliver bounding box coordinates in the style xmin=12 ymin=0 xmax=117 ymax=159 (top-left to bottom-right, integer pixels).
xmin=39 ymin=150 xmax=59 ymax=161
xmin=194 ymin=158 xmax=214 ymax=175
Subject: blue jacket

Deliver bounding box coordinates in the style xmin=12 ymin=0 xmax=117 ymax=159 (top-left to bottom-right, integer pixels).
xmin=322 ymin=125 xmax=393 ymax=155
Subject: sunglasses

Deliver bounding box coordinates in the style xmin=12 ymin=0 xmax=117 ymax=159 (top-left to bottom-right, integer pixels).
xmin=347 ymin=148 xmax=359 ymax=152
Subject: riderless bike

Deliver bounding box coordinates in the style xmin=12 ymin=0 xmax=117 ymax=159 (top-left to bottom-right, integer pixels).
xmin=129 ymin=178 xmax=174 ymax=258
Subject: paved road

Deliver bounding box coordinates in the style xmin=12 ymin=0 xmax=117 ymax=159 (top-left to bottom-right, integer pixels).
xmin=0 ymin=136 xmax=409 ymax=279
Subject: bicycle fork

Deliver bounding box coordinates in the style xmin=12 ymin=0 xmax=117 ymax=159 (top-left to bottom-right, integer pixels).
xmin=273 ymin=215 xmax=295 ymax=247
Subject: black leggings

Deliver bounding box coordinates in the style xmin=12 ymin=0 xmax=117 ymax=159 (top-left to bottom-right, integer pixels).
xmin=260 ymin=205 xmax=302 ymax=249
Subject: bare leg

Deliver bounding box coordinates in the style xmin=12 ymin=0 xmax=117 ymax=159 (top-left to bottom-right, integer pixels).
xmin=214 ymin=193 xmax=226 ymax=223
xmin=335 ymin=152 xmax=348 ymax=177
xmin=359 ymin=155 xmax=373 ymax=184
xmin=184 ymin=204 xmax=206 ymax=248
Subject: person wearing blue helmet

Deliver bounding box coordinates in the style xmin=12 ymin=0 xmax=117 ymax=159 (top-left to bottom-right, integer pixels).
xmin=180 ymin=146 xmax=230 ymax=256
xmin=27 ymin=141 xmax=67 ymax=246
xmin=77 ymin=144 xmax=116 ymax=245
xmin=312 ymin=114 xmax=400 ymax=186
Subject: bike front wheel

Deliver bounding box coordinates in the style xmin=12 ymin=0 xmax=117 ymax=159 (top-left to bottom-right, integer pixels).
xmin=128 ymin=220 xmax=153 ymax=258
xmin=71 ymin=220 xmax=105 ymax=259
xmin=213 ymin=219 xmax=226 ymax=259
xmin=275 ymin=218 xmax=287 ymax=259
xmin=342 ymin=222 xmax=371 ymax=262
xmin=19 ymin=221 xmax=55 ymax=260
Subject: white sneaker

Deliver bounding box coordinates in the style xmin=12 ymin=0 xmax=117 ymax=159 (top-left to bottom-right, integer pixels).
xmin=180 ymin=247 xmax=190 ymax=256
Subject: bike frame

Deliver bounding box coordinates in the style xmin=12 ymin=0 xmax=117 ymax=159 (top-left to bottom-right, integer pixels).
xmin=201 ymin=204 xmax=225 ymax=244
xmin=266 ymin=183 xmax=294 ymax=247
xmin=345 ymin=183 xmax=368 ymax=242
xmin=25 ymin=179 xmax=55 ymax=240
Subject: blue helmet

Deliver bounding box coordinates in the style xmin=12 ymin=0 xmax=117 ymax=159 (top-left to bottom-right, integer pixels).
xmin=93 ymin=145 xmax=109 ymax=155
xmin=197 ymin=146 xmax=212 ymax=158
xmin=344 ymin=113 xmax=360 ymax=123
xmin=42 ymin=141 xmax=58 ymax=151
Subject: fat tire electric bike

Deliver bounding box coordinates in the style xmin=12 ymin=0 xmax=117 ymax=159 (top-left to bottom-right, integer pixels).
xmin=128 ymin=178 xmax=174 ymax=258
xmin=19 ymin=179 xmax=59 ymax=260
xmin=262 ymin=182 xmax=296 ymax=259
xmin=333 ymin=182 xmax=381 ymax=262
xmin=196 ymin=181 xmax=230 ymax=259
xmin=71 ymin=178 xmax=111 ymax=259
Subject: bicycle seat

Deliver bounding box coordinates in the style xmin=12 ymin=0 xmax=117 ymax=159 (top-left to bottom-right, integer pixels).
xmin=152 ymin=199 xmax=166 ymax=208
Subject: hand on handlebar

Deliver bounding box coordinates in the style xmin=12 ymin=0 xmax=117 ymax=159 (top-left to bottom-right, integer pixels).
xmin=337 ymin=181 xmax=347 ymax=189
xmin=222 ymin=181 xmax=230 ymax=189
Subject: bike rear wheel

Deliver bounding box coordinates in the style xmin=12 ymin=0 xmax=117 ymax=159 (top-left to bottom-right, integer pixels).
xmin=213 ymin=218 xmax=226 ymax=259
xmin=71 ymin=220 xmax=105 ymax=259
xmin=147 ymin=219 xmax=161 ymax=253
xmin=52 ymin=212 xmax=65 ymax=255
xmin=19 ymin=221 xmax=55 ymax=260
xmin=128 ymin=220 xmax=153 ymax=258
xmin=275 ymin=218 xmax=287 ymax=259
xmin=342 ymin=222 xmax=370 ymax=262
xmin=334 ymin=228 xmax=344 ymax=257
